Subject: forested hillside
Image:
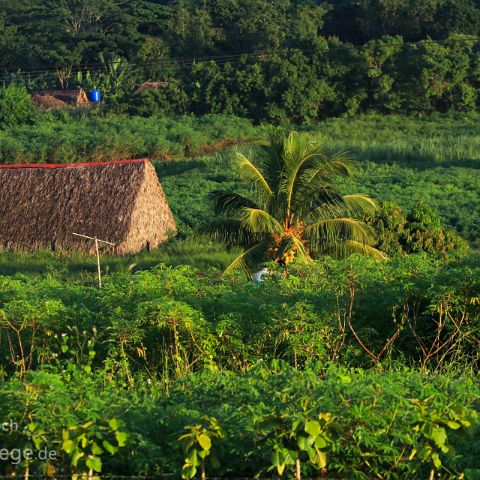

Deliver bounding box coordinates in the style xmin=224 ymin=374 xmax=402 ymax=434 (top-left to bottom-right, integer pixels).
xmin=1 ymin=3 xmax=480 ymax=479
xmin=2 ymin=0 xmax=480 ymax=121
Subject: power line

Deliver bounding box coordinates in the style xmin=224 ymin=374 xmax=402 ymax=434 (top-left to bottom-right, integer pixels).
xmin=5 ymin=35 xmax=480 ymax=74
xmin=0 ymin=36 xmax=479 ymax=84
xmin=0 ymin=51 xmax=261 ymax=75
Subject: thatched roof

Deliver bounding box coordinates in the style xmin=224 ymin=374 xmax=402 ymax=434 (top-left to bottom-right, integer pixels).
xmin=32 ymin=88 xmax=90 ymax=110
xmin=135 ymin=81 xmax=168 ymax=94
xmin=0 ymin=159 xmax=177 ymax=255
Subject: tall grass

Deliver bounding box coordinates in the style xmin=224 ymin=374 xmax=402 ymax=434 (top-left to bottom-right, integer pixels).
xmin=0 ymin=239 xmax=238 ymax=280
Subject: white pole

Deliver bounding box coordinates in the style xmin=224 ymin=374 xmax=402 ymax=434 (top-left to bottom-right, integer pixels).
xmin=72 ymin=233 xmax=115 ymax=288
xmin=95 ymin=237 xmax=102 ymax=288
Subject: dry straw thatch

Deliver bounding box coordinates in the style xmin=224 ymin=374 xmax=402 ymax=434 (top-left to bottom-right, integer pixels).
xmin=0 ymin=159 xmax=177 ymax=255
xmin=135 ymin=81 xmax=168 ymax=94
xmin=32 ymin=88 xmax=90 ymax=110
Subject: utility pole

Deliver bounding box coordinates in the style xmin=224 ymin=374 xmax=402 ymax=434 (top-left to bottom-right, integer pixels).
xmin=72 ymin=233 xmax=115 ymax=287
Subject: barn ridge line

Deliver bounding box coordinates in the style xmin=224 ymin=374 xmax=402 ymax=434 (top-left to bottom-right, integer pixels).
xmin=0 ymin=158 xmax=149 ymax=169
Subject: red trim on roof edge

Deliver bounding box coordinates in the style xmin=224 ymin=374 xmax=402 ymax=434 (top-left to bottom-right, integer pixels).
xmin=0 ymin=158 xmax=149 ymax=169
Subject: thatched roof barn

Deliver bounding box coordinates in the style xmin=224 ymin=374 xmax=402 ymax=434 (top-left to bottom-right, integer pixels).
xmin=135 ymin=81 xmax=168 ymax=94
xmin=32 ymin=88 xmax=90 ymax=110
xmin=0 ymin=159 xmax=176 ymax=255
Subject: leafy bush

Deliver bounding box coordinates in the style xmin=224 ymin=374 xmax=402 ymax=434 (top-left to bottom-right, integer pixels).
xmin=365 ymin=200 xmax=469 ymax=256
xmin=0 ymin=253 xmax=478 ymax=378
xmin=0 ymin=113 xmax=255 ymax=164
xmin=0 ymin=84 xmax=36 ymax=129
xmin=0 ymin=243 xmax=478 ymax=478
xmin=405 ymin=201 xmax=469 ymax=255
xmin=120 ymin=81 xmax=190 ymax=117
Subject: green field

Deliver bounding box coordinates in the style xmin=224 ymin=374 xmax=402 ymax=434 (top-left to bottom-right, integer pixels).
xmin=0 ymin=252 xmax=479 ymax=478
xmin=0 ymin=113 xmax=479 ymax=479
xmin=155 ymin=113 xmax=480 ymax=247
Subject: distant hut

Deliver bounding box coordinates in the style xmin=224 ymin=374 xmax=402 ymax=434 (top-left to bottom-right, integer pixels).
xmin=0 ymin=159 xmax=177 ymax=255
xmin=32 ymin=88 xmax=90 ymax=110
xmin=135 ymin=81 xmax=168 ymax=95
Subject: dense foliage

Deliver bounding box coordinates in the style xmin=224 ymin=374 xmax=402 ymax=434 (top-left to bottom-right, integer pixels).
xmin=0 ymin=1 xmax=479 ymax=476
xmin=1 ymin=364 xmax=478 ymax=478
xmin=0 ymin=84 xmax=36 ymax=128
xmin=1 ymin=254 xmax=479 ymax=376
xmin=365 ymin=200 xmax=469 ymax=255
xmin=0 ymin=114 xmax=478 ymax=477
xmin=3 ymin=0 xmax=480 ymax=69
xmin=0 ymin=113 xmax=254 ymax=164
xmin=2 ymin=1 xmax=480 ymax=121
xmin=0 ymin=254 xmax=479 ymax=477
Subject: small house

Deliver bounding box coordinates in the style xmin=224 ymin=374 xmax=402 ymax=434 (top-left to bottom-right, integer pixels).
xmin=0 ymin=159 xmax=177 ymax=254
xmin=32 ymin=88 xmax=90 ymax=110
xmin=135 ymin=81 xmax=168 ymax=95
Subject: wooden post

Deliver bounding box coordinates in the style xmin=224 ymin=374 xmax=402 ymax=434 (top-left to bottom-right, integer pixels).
xmin=94 ymin=237 xmax=102 ymax=288
xmin=72 ymin=233 xmax=115 ymax=288
xmin=295 ymin=458 xmax=301 ymax=480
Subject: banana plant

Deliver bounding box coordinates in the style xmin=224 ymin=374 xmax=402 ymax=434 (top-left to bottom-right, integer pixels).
xmin=76 ymin=53 xmax=133 ymax=101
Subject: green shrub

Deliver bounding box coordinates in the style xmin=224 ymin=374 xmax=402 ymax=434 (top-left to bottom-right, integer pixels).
xmin=405 ymin=201 xmax=468 ymax=255
xmin=0 ymin=253 xmax=479 ymax=376
xmin=121 ymin=81 xmax=190 ymax=117
xmin=365 ymin=200 xmax=469 ymax=256
xmin=0 ymin=365 xmax=478 ymax=478
xmin=0 ymin=135 xmax=26 ymax=163
xmin=0 ymin=84 xmax=36 ymax=128
xmin=0 ymin=113 xmax=255 ymax=164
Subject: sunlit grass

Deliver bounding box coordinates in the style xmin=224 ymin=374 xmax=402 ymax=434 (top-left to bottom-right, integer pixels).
xmin=0 ymin=239 xmax=238 ymax=281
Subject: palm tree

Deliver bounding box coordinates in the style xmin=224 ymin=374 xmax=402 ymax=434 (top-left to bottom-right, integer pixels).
xmin=203 ymin=128 xmax=387 ymax=275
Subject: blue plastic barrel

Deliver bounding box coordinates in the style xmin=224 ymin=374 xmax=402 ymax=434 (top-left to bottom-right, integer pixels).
xmin=90 ymin=89 xmax=101 ymax=102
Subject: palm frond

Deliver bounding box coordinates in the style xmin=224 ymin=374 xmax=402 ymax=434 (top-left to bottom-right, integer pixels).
xmin=209 ymin=191 xmax=258 ymax=216
xmin=304 ymin=218 xmax=377 ymax=252
xmin=223 ymin=242 xmax=268 ymax=277
xmin=342 ymin=194 xmax=378 ymax=216
xmin=281 ymin=133 xmax=326 ymax=217
xmin=302 ymin=192 xmax=376 ymax=224
xmin=295 ymin=151 xmax=354 ymax=185
xmin=254 ymin=126 xmax=289 ymax=193
xmin=324 ymin=240 xmax=389 ymax=260
xmin=237 ymin=151 xmax=272 ymax=200
xmin=320 ymin=150 xmax=355 ymax=177
xmin=295 ymin=188 xmax=347 ymax=222
xmin=198 ymin=218 xmax=263 ymax=248
xmin=240 ymin=208 xmax=284 ymax=235
xmin=290 ymin=153 xmax=356 ymax=216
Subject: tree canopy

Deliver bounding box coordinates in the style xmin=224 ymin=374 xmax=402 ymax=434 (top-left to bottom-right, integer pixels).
xmin=2 ymin=0 xmax=480 ymax=121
